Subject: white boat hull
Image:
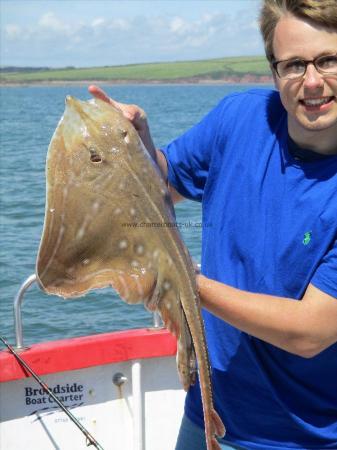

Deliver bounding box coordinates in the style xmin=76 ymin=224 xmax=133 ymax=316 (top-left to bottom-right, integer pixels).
xmin=0 ymin=329 xmax=185 ymax=450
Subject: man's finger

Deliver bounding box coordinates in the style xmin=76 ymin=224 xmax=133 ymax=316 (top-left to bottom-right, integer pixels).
xmin=88 ymin=84 xmax=110 ymax=102
xmin=88 ymin=84 xmax=123 ymax=112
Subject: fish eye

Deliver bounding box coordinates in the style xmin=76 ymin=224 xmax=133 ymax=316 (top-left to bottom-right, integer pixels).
xmin=90 ymin=154 xmax=102 ymax=163
xmin=89 ymin=147 xmax=102 ymax=163
xmin=120 ymin=129 xmax=128 ymax=138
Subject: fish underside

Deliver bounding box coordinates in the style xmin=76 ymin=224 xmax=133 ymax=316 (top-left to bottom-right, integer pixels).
xmin=36 ymin=96 xmax=225 ymax=449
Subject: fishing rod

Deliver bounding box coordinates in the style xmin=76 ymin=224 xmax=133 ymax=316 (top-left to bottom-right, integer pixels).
xmin=0 ymin=335 xmax=105 ymax=450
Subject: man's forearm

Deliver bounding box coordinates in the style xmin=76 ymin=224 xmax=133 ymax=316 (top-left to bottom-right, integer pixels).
xmin=156 ymin=149 xmax=185 ymax=203
xmin=197 ymin=275 xmax=334 ymax=358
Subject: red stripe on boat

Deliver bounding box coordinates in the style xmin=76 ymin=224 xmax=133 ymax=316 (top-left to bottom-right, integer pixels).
xmin=0 ymin=328 xmax=177 ymax=383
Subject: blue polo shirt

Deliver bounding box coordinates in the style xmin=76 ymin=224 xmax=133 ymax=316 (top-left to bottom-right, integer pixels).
xmin=161 ymin=89 xmax=337 ymax=449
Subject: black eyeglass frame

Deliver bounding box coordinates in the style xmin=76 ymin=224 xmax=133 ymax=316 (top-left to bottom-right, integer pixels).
xmin=272 ymin=53 xmax=337 ymax=80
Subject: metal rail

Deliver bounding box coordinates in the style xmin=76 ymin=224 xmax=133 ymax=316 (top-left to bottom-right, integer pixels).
xmin=13 ymin=273 xmax=37 ymax=349
xmin=152 ymin=312 xmax=162 ymax=328
xmin=13 ymin=273 xmax=162 ymax=349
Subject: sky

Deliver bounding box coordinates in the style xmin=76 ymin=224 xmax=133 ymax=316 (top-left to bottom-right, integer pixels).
xmin=0 ymin=0 xmax=265 ymax=68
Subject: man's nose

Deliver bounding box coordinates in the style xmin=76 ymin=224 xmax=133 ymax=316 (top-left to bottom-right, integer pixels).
xmin=303 ymin=63 xmax=324 ymax=89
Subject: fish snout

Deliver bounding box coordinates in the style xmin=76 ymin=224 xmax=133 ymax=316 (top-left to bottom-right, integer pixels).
xmin=65 ymin=95 xmax=84 ymax=113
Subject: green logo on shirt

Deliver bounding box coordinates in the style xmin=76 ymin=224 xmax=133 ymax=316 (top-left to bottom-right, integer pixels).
xmin=303 ymin=231 xmax=312 ymax=246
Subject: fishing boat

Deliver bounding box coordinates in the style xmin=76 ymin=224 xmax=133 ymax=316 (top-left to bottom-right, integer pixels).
xmin=0 ymin=274 xmax=185 ymax=450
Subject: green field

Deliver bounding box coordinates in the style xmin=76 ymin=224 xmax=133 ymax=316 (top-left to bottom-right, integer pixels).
xmin=0 ymin=56 xmax=271 ymax=83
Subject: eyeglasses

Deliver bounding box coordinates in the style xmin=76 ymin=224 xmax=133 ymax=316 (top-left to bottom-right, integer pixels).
xmin=272 ymin=53 xmax=337 ymax=80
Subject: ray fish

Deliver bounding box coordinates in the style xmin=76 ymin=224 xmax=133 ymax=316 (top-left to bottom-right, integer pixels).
xmin=36 ymin=96 xmax=226 ymax=449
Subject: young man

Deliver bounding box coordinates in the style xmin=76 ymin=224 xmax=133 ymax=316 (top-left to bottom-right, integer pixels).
xmin=89 ymin=1 xmax=337 ymax=448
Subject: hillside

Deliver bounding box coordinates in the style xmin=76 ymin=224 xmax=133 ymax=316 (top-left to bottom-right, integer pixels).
xmin=0 ymin=56 xmax=273 ymax=85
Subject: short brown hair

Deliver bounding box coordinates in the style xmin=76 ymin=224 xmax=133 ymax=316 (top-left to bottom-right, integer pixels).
xmin=259 ymin=0 xmax=337 ymax=62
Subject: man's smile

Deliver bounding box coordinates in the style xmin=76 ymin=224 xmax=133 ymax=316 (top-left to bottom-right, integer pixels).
xmin=299 ymin=95 xmax=335 ymax=111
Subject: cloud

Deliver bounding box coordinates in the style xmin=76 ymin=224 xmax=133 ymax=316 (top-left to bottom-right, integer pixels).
xmin=4 ymin=24 xmax=22 ymax=40
xmin=170 ymin=16 xmax=190 ymax=35
xmin=91 ymin=18 xmax=105 ymax=28
xmin=1 ymin=8 xmax=264 ymax=67
xmin=38 ymin=12 xmax=68 ymax=32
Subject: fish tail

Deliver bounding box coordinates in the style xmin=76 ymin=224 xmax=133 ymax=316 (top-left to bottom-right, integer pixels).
xmin=205 ymin=408 xmax=226 ymax=450
xmin=210 ymin=436 xmax=222 ymax=450
xmin=211 ymin=408 xmax=226 ymax=438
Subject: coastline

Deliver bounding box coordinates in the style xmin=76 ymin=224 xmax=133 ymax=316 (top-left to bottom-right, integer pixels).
xmin=0 ymin=74 xmax=274 ymax=87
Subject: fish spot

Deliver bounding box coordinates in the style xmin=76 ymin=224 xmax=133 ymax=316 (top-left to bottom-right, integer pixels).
xmin=131 ymin=260 xmax=140 ymax=268
xmin=114 ymin=208 xmax=122 ymax=215
xmin=118 ymin=239 xmax=128 ymax=250
xmin=153 ymin=249 xmax=160 ymax=259
xmin=119 ymin=181 xmax=126 ymax=190
xmin=134 ymin=244 xmax=145 ymax=256
xmin=81 ymin=126 xmax=90 ymax=138
xmin=163 ymin=280 xmax=171 ymax=291
xmin=82 ymin=258 xmax=90 ymax=265
xmin=49 ymin=208 xmax=55 ymax=213
xmin=110 ymin=147 xmax=119 ymax=155
xmin=92 ymin=201 xmax=100 ymax=213
xmin=130 ymin=208 xmax=136 ymax=216
xmin=76 ymin=228 xmax=85 ymax=239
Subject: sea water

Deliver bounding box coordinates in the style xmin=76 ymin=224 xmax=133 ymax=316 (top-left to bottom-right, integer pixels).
xmin=0 ymin=84 xmax=265 ymax=346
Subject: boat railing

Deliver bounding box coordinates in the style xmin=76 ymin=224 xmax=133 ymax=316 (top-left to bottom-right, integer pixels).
xmin=13 ymin=273 xmax=37 ymax=350
xmin=13 ymin=274 xmax=162 ymax=350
